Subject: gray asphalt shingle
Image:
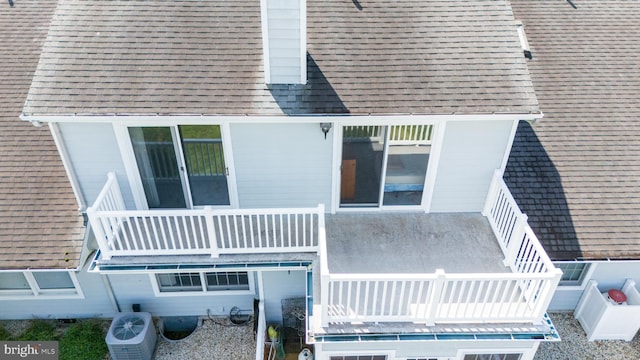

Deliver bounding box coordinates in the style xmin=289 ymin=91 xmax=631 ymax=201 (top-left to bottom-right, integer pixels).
xmin=505 ymin=0 xmax=640 ymax=260
xmin=0 ymin=0 xmax=85 ymax=269
xmin=23 ymin=0 xmax=539 ymax=116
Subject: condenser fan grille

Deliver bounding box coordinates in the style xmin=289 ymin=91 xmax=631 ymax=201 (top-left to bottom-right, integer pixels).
xmin=112 ymin=316 xmax=147 ymax=340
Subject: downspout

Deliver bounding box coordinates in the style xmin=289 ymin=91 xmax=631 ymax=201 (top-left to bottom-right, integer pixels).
xmin=102 ymin=274 xmax=121 ymax=313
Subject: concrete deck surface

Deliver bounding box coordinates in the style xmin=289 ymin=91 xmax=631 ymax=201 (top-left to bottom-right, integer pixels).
xmin=325 ymin=212 xmax=508 ymax=274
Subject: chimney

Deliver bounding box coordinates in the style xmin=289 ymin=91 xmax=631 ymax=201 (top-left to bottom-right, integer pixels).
xmin=260 ymin=0 xmax=307 ymax=84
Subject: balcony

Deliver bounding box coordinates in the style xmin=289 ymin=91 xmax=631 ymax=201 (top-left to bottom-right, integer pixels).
xmin=87 ymin=173 xmax=321 ymax=260
xmin=87 ymin=171 xmax=561 ymax=330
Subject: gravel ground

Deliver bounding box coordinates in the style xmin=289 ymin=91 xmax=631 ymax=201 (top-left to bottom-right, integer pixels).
xmin=535 ymin=312 xmax=640 ymax=360
xmin=4 ymin=313 xmax=639 ymax=359
xmin=153 ymin=317 xmax=255 ymax=360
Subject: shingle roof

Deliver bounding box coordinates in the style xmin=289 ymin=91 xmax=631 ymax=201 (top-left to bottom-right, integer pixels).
xmin=23 ymin=0 xmax=539 ymax=116
xmin=0 ymin=0 xmax=85 ymax=269
xmin=505 ymin=0 xmax=640 ymax=260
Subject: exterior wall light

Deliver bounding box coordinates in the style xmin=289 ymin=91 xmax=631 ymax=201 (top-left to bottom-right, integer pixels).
xmin=320 ymin=122 xmax=332 ymax=139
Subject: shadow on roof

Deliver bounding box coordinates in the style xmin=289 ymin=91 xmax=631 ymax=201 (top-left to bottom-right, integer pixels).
xmin=268 ymin=53 xmax=348 ymax=115
xmin=504 ymin=120 xmax=580 ymax=261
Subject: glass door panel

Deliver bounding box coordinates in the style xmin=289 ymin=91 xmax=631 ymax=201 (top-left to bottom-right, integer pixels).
xmin=179 ymin=125 xmax=230 ymax=206
xmin=129 ymin=127 xmax=187 ymax=208
xmin=382 ymin=125 xmax=431 ymax=205
xmin=340 ymin=126 xmax=385 ymax=207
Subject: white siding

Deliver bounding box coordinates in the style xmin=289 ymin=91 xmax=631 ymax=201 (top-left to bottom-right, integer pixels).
xmin=261 ymin=270 xmax=306 ymax=324
xmin=550 ymin=261 xmax=640 ymax=311
xmin=0 ymin=262 xmax=117 ymax=320
xmin=107 ymin=273 xmax=256 ymax=316
xmin=57 ymin=122 xmax=135 ymax=208
xmin=230 ymin=123 xmax=333 ymax=208
xmin=264 ymin=0 xmax=304 ymax=83
xmin=315 ymin=339 xmax=539 ymax=360
xmin=430 ymin=120 xmax=514 ymax=212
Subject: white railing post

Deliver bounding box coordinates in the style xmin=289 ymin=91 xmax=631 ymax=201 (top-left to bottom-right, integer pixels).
xmin=482 ymin=169 xmax=502 ymax=217
xmin=255 ymin=301 xmax=266 ymax=360
xmin=503 ymin=213 xmax=528 ymax=268
xmin=321 ymin=274 xmax=330 ymax=327
xmin=425 ymin=269 xmax=446 ymax=326
xmin=107 ymin=172 xmax=125 ymax=210
xmin=204 ymin=206 xmax=219 ymax=258
xmin=317 ymin=203 xmax=330 ymax=327
xmin=86 ymin=207 xmax=112 ymax=260
xmin=531 ymin=268 xmax=562 ymax=324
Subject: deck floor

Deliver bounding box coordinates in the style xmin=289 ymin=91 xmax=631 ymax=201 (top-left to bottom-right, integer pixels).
xmin=325 ymin=212 xmax=508 ymax=274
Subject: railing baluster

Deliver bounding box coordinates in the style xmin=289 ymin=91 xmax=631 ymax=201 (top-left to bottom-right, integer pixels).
xmin=167 ymin=216 xmax=177 ymax=250
xmin=249 ymin=215 xmax=255 ymax=248
xmin=295 ymin=214 xmax=299 ymax=247
xmin=240 ymin=214 xmax=247 ymax=249
xmin=215 ymin=215 xmax=224 ymax=249
xmin=225 ymin=215 xmax=233 ymax=249
xmin=354 ymin=281 xmax=361 ymax=319
xmin=271 ymin=214 xmax=277 ymax=248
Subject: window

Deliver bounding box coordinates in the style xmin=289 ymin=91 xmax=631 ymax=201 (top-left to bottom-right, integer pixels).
xmin=0 ymin=271 xmax=82 ymax=298
xmin=0 ymin=272 xmax=30 ymax=291
xmin=555 ymin=262 xmax=590 ymax=286
xmin=206 ymin=272 xmax=249 ymax=291
xmin=33 ymin=272 xmax=75 ymax=290
xmin=330 ymin=356 xmax=387 ymax=360
xmin=157 ymin=273 xmax=202 ymax=292
xmin=155 ymin=271 xmax=251 ymax=294
xmin=463 ymin=354 xmax=522 ymax=360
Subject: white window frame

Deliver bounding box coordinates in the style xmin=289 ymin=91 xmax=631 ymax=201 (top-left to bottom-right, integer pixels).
xmin=0 ymin=271 xmax=84 ymax=300
xmin=331 ymin=120 xmax=444 ymax=214
xmin=113 ymin=122 xmax=239 ymax=210
xmin=150 ymin=271 xmax=254 ymax=297
xmin=320 ymin=350 xmax=396 ymax=360
xmin=457 ymin=346 xmax=537 ymax=360
xmin=459 ymin=354 xmax=522 ymax=360
xmin=554 ymin=261 xmax=595 ymax=289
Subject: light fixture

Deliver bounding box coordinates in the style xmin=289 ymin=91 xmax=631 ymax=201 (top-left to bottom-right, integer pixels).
xmin=320 ymin=122 xmax=332 ymax=139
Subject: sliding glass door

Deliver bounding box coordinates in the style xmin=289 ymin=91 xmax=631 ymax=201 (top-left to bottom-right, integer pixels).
xmin=339 ymin=124 xmax=432 ymax=208
xmin=129 ymin=125 xmax=231 ymax=209
xmin=179 ymin=125 xmax=230 ymax=206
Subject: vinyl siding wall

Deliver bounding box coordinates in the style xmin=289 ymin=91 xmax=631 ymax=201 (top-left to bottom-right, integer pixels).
xmin=57 ymin=122 xmax=135 ymax=208
xmin=430 ymin=120 xmax=514 ymax=212
xmin=231 ymin=123 xmax=333 ymax=208
xmin=265 ymin=0 xmax=303 ymax=83
xmin=106 ymin=272 xmax=256 ymax=316
xmin=261 ymin=270 xmax=307 ymax=324
xmin=550 ymin=261 xmax=640 ymax=311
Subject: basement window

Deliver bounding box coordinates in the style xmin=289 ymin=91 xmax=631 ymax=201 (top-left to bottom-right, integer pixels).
xmin=153 ymin=271 xmax=252 ymax=296
xmin=463 ymin=354 xmax=522 ymax=360
xmin=555 ymin=262 xmax=590 ymax=286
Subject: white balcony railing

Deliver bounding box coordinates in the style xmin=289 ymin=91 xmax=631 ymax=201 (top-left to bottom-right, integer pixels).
xmin=89 ymin=171 xmax=560 ymax=326
xmin=318 ymin=170 xmax=561 ymax=326
xmin=87 ymin=173 xmax=321 ymax=259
